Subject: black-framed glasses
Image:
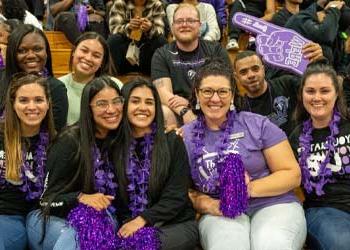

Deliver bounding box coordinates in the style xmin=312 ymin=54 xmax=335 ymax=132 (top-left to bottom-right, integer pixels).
xmin=173 ymin=18 xmax=200 ymax=26
xmin=198 ymin=87 xmax=232 ymax=98
xmin=90 ymin=96 xmax=124 ymax=111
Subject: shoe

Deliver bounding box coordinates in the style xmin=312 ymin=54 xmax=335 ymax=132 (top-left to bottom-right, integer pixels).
xmin=226 ymin=38 xmax=239 ymax=51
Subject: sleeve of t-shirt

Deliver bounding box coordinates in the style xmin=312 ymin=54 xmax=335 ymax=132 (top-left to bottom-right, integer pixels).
xmin=260 ymin=115 xmax=288 ymax=148
xmin=48 ymin=77 xmax=68 ymax=132
xmin=151 ymin=47 xmax=171 ymax=81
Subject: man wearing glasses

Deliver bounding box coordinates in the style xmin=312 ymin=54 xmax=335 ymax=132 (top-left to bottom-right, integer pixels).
xmin=151 ymin=3 xmax=230 ymax=127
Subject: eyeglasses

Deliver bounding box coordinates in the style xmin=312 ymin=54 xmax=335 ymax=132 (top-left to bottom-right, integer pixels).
xmin=90 ymin=96 xmax=124 ymax=111
xmin=173 ymin=18 xmax=200 ymax=26
xmin=198 ymin=87 xmax=232 ymax=98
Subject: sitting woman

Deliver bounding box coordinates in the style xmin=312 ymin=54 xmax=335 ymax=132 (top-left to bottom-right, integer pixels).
xmin=112 ymin=78 xmax=198 ymax=249
xmin=166 ymin=1 xmax=220 ymax=41
xmin=27 ymin=76 xmax=123 ymax=250
xmin=182 ymin=59 xmax=306 ymax=250
xmin=289 ymin=62 xmax=350 ymax=250
xmin=0 ymin=73 xmax=55 ymax=249
xmin=108 ymin=0 xmax=168 ymax=75
xmin=59 ymin=32 xmax=123 ymax=125
xmin=0 ymin=24 xmax=68 ymax=131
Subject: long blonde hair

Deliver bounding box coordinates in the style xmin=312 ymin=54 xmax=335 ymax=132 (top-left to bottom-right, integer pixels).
xmin=2 ymin=73 xmax=55 ymax=182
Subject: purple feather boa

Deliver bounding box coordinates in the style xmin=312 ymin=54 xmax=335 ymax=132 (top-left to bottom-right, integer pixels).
xmin=75 ymin=4 xmax=88 ymax=32
xmin=67 ymin=204 xmax=118 ymax=250
xmin=116 ymin=227 xmax=161 ymax=250
xmin=298 ymin=109 xmax=341 ymax=196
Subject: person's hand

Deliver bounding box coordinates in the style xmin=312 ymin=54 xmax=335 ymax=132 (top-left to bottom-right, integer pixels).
xmin=140 ymin=18 xmax=152 ymax=32
xmin=182 ymin=110 xmax=197 ymax=124
xmin=86 ymin=4 xmax=94 ymax=14
xmin=325 ymin=0 xmax=345 ymax=10
xmin=129 ymin=16 xmax=142 ymax=29
xmin=78 ymin=193 xmax=114 ymax=211
xmin=118 ymin=216 xmax=147 ymax=238
xmin=168 ymin=95 xmax=189 ymax=110
xmin=302 ymin=42 xmax=323 ymax=63
xmin=189 ymin=190 xmax=223 ymax=216
xmin=245 ymin=171 xmax=252 ymax=197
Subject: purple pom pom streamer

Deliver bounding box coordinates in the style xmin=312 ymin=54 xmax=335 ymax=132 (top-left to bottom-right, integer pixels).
xmin=75 ymin=4 xmax=88 ymax=32
xmin=219 ymin=153 xmax=248 ymax=218
xmin=0 ymin=53 xmax=4 ymax=69
xmin=67 ymin=203 xmax=118 ymax=250
xmin=116 ymin=227 xmax=161 ymax=250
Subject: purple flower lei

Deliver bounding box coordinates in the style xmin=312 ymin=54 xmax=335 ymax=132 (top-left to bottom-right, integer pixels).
xmin=67 ymin=146 xmax=118 ymax=250
xmin=116 ymin=123 xmax=161 ymax=250
xmin=126 ymin=124 xmax=156 ymax=218
xmin=92 ymin=145 xmax=118 ymax=213
xmin=298 ymin=109 xmax=341 ymax=196
xmin=190 ymin=111 xmax=248 ymax=218
xmin=0 ymin=129 xmax=49 ymax=200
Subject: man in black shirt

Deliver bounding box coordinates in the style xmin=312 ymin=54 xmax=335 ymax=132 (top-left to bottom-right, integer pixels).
xmin=151 ymin=3 xmax=230 ymax=126
xmin=271 ymin=0 xmax=302 ymax=27
xmin=233 ymin=48 xmax=322 ymax=135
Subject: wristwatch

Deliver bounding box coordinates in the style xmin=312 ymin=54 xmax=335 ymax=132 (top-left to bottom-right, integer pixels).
xmin=179 ymin=107 xmax=189 ymax=117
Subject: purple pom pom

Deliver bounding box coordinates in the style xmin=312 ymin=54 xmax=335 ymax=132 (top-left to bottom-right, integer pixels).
xmin=219 ymin=153 xmax=248 ymax=218
xmin=67 ymin=204 xmax=118 ymax=250
xmin=75 ymin=4 xmax=88 ymax=32
xmin=117 ymin=227 xmax=161 ymax=250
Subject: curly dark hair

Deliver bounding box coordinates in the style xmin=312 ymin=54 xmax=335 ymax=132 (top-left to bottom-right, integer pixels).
xmin=1 ymin=0 xmax=26 ymax=22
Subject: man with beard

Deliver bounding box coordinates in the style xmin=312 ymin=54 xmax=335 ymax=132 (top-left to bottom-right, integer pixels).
xmin=151 ymin=3 xmax=230 ymax=126
xmin=234 ymin=49 xmax=322 ymax=135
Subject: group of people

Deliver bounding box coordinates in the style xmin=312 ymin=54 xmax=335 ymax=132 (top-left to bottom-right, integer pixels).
xmin=0 ymin=1 xmax=349 ymax=250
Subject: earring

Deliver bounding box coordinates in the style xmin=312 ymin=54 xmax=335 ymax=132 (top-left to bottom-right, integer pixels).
xmin=230 ymin=100 xmax=235 ymax=111
xmin=195 ymin=101 xmax=200 ymax=110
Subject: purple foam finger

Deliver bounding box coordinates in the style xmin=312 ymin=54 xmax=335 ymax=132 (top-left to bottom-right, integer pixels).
xmin=232 ymin=12 xmax=311 ymax=75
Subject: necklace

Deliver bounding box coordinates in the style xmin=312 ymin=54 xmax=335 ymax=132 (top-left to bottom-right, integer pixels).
xmin=244 ymin=84 xmax=273 ymax=115
xmin=3 ymin=129 xmax=50 ymax=201
xmin=298 ymin=109 xmax=341 ymax=196
xmin=126 ymin=124 xmax=156 ymax=217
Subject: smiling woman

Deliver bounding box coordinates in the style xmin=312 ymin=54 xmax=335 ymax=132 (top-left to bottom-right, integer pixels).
xmin=0 ymin=73 xmax=55 ymax=250
xmin=0 ymin=24 xmax=68 ymax=131
xmin=289 ymin=62 xmax=350 ymax=250
xmin=59 ymin=32 xmax=123 ymax=125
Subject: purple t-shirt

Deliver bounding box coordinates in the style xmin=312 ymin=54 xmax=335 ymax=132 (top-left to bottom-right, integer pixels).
xmin=183 ymin=111 xmax=298 ymax=213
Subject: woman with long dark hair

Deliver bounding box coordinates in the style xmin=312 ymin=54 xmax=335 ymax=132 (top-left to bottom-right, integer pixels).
xmin=0 ymin=24 xmax=68 ymax=131
xmin=0 ymin=73 xmax=55 ymax=249
xmin=26 ymin=76 xmax=123 ymax=249
xmin=59 ymin=31 xmax=122 ymax=125
xmin=290 ymin=62 xmax=350 ymax=249
xmin=112 ymin=78 xmax=198 ymax=249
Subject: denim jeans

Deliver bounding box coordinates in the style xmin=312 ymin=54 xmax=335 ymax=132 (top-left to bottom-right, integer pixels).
xmin=199 ymin=202 xmax=306 ymax=250
xmin=0 ymin=215 xmax=27 ymax=250
xmin=305 ymin=207 xmax=350 ymax=250
xmin=26 ymin=209 xmax=78 ymax=250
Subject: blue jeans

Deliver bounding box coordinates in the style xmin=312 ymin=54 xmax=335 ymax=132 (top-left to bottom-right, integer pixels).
xmin=0 ymin=215 xmax=27 ymax=250
xmin=26 ymin=209 xmax=78 ymax=250
xmin=306 ymin=207 xmax=350 ymax=250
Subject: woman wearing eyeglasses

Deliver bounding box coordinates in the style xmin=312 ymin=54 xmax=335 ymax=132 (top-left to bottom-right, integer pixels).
xmin=26 ymin=76 xmax=123 ymax=250
xmin=0 ymin=73 xmax=55 ymax=250
xmin=182 ymin=59 xmax=306 ymax=250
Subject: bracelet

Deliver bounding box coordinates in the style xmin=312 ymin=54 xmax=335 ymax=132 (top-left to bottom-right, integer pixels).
xmin=179 ymin=107 xmax=189 ymax=117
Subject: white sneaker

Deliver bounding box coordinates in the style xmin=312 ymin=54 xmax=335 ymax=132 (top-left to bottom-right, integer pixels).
xmin=226 ymin=39 xmax=239 ymax=51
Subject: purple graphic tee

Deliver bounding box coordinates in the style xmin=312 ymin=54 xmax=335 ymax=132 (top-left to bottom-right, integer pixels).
xmin=232 ymin=12 xmax=310 ymax=75
xmin=183 ymin=111 xmax=298 ymax=213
